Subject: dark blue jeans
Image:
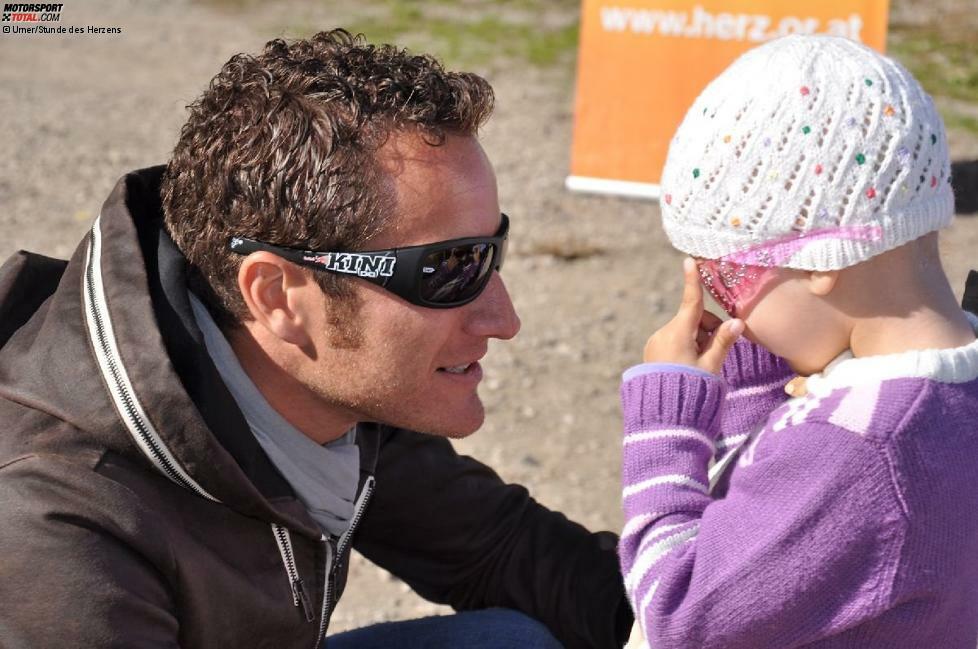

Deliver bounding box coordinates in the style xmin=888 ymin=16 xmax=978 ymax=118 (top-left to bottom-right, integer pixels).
xmin=325 ymin=608 xmax=564 ymax=649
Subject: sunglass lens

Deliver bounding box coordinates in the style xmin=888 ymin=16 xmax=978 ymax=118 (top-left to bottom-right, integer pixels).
xmin=420 ymin=243 xmax=495 ymax=304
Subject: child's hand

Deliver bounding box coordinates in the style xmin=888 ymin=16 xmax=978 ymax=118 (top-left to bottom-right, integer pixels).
xmin=643 ymin=257 xmax=745 ymax=374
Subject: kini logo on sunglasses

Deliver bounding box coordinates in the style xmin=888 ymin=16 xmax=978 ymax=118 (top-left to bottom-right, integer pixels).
xmin=300 ymin=252 xmax=396 ymax=279
xmin=229 ymin=237 xmax=396 ymax=279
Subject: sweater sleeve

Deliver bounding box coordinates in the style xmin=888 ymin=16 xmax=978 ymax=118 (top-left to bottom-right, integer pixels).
xmin=715 ymin=339 xmax=795 ymax=452
xmin=619 ymin=371 xmax=905 ymax=648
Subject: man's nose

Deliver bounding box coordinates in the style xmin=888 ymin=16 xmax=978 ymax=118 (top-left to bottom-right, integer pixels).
xmin=464 ymin=273 xmax=521 ymax=340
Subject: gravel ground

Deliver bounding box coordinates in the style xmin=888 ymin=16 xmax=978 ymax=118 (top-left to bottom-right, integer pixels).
xmin=3 ymin=0 xmax=978 ymax=634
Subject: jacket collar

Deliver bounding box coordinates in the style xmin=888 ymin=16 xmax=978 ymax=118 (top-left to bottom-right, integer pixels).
xmin=81 ymin=167 xmax=324 ymax=536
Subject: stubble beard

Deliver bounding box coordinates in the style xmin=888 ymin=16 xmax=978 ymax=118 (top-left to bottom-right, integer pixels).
xmin=305 ymin=358 xmax=485 ymax=437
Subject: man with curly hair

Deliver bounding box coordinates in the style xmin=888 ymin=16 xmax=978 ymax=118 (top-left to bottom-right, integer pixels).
xmin=0 ymin=30 xmax=631 ymax=648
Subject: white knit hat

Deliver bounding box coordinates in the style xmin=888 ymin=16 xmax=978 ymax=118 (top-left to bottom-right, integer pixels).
xmin=660 ymin=34 xmax=954 ymax=270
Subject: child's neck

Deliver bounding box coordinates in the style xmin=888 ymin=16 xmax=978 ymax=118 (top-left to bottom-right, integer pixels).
xmin=839 ymin=234 xmax=975 ymax=359
xmin=849 ymin=296 xmax=975 ymax=358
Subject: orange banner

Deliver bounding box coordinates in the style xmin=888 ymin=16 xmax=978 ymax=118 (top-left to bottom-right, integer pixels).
xmin=567 ymin=0 xmax=890 ymax=199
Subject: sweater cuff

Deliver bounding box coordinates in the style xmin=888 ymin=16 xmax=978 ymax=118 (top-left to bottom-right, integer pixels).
xmin=621 ymin=371 xmax=727 ymax=436
xmin=622 ymin=362 xmax=715 ymax=382
xmin=721 ymin=338 xmax=795 ymax=389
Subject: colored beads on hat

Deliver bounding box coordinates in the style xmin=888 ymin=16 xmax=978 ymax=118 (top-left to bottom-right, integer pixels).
xmin=658 ymin=36 xmax=953 ymax=274
xmin=693 ymin=168 xmax=701 ymax=179
xmin=665 ymin=194 xmax=673 ymax=205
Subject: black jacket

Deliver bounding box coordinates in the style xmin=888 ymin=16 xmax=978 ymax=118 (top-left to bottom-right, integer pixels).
xmin=0 ymin=167 xmax=631 ymax=648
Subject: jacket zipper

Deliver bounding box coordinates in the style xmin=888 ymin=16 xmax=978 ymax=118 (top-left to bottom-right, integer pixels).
xmin=273 ymin=524 xmax=315 ymax=621
xmin=317 ymin=535 xmax=336 ymax=647
xmin=83 ymin=219 xmax=219 ymax=502
xmin=337 ymin=476 xmax=375 ymax=560
xmin=83 ymin=217 xmax=317 ymax=623
xmin=316 ymin=476 xmax=376 ymax=646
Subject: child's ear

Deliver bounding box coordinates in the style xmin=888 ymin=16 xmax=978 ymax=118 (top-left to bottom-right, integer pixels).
xmin=807 ymin=269 xmax=840 ymax=297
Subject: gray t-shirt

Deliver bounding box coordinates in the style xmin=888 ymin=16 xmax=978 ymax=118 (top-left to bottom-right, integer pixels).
xmin=189 ymin=292 xmax=359 ymax=537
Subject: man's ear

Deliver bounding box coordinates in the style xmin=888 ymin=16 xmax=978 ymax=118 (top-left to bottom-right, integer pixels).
xmin=237 ymin=253 xmax=313 ymax=347
xmin=807 ymin=269 xmax=840 ymax=297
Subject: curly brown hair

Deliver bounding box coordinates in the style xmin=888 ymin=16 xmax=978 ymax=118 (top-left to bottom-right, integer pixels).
xmin=162 ymin=29 xmax=494 ymax=330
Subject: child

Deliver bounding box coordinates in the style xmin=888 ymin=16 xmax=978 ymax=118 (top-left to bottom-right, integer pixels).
xmin=619 ymin=34 xmax=978 ymax=648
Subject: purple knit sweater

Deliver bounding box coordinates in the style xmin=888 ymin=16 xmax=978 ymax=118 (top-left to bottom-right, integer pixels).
xmin=620 ymin=336 xmax=978 ymax=648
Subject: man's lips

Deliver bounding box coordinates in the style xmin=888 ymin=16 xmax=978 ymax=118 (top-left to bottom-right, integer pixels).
xmin=436 ymin=349 xmax=487 ymax=375
xmin=438 ymin=362 xmax=477 ymax=375
xmin=436 ymin=352 xmax=486 ymax=379
xmin=435 ymin=361 xmax=484 ymax=386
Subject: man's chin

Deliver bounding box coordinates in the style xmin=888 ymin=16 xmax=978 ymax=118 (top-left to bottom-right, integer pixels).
xmin=439 ymin=423 xmax=481 ymax=439
xmin=364 ymin=395 xmax=485 ymax=438
xmin=422 ymin=405 xmax=485 ymax=439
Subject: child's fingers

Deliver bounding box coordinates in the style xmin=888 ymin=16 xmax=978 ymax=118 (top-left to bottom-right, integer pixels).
xmin=678 ymin=257 xmax=704 ymax=327
xmin=700 ymin=319 xmax=744 ymax=373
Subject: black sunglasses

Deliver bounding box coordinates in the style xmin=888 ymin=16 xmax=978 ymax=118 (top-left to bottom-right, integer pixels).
xmin=228 ymin=214 xmax=509 ymax=308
